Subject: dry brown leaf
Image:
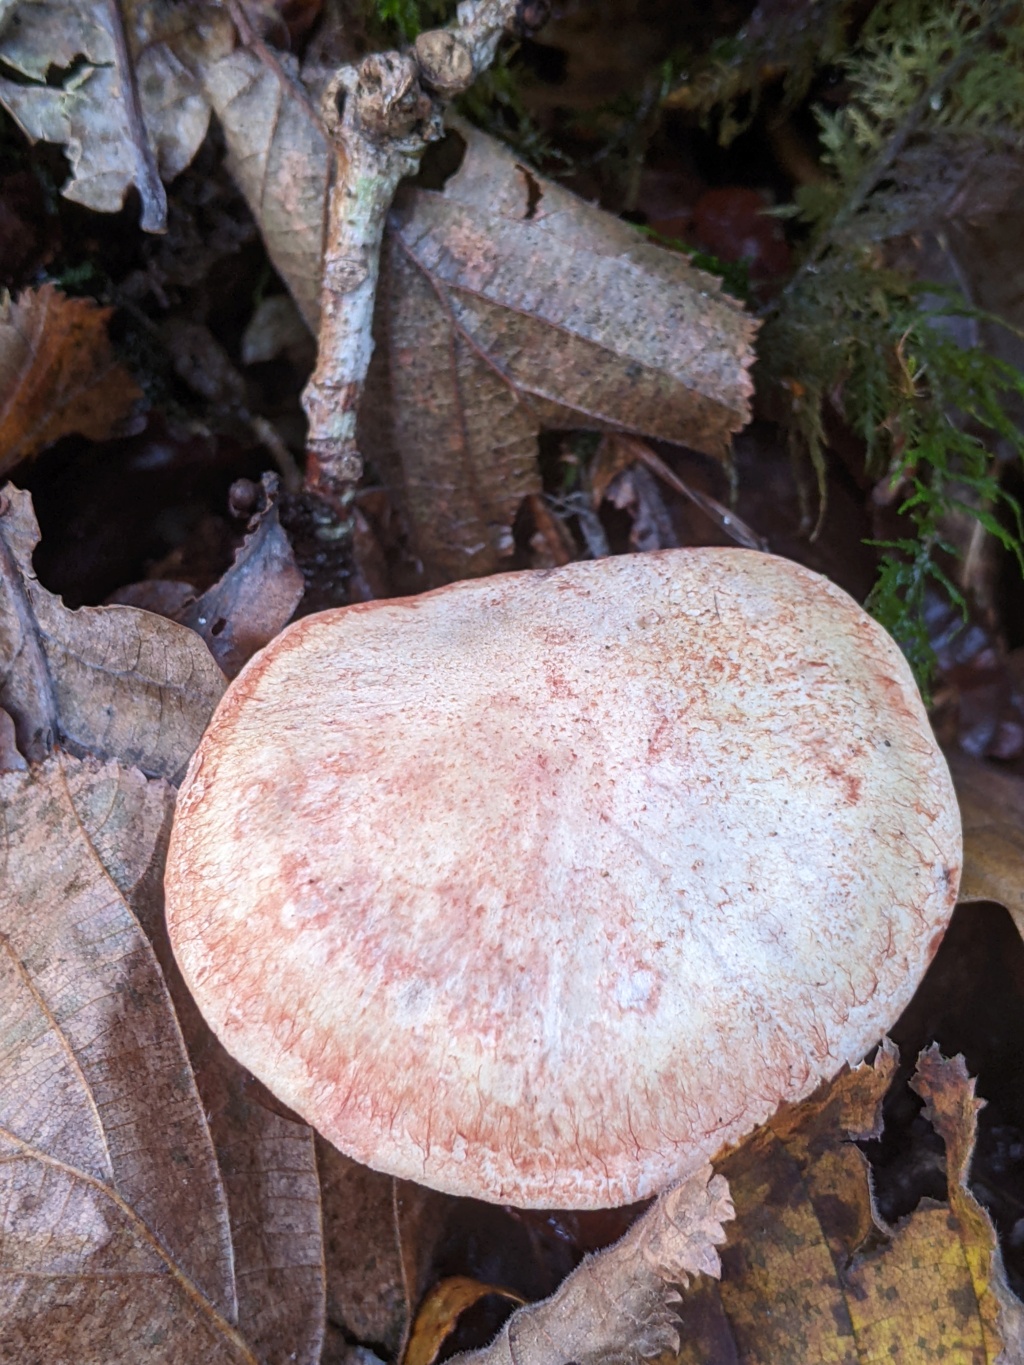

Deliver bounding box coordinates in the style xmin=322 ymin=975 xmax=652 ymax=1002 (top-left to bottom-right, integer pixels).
xmin=177 ymin=473 xmax=305 ymax=677
xmin=0 ymin=485 xmax=225 ymax=777
xmin=318 ymin=1143 xmax=410 ymax=1358
xmin=668 ymin=1043 xmax=1022 ymax=1363
xmin=0 ymin=1 xmax=225 ymax=225
xmin=0 ymin=754 xmax=257 ymax=1363
xmin=0 ymin=285 xmax=142 ymax=473
xmin=948 ymin=749 xmax=1024 ymax=941
xmin=449 ymin=1166 xmax=733 ymax=1365
xmin=132 ymin=861 xmax=326 ymax=1365
xmin=359 ymin=124 xmax=756 ymax=582
xmin=202 ymin=47 xmax=331 ymax=328
xmin=111 ymin=476 xmax=304 ymax=677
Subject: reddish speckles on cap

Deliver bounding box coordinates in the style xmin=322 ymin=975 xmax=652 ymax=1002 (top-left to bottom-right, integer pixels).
xmin=164 ymin=548 xmax=962 ymax=1209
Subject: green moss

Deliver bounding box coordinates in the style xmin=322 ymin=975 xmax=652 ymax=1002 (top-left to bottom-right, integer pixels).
xmin=756 ymin=0 xmax=1024 ymax=690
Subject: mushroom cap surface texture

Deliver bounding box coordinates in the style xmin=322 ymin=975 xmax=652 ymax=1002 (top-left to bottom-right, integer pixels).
xmin=165 ymin=549 xmax=961 ymax=1209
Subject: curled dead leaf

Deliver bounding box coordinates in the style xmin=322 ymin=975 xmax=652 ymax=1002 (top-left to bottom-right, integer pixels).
xmin=177 ymin=473 xmax=305 ymax=677
xmin=405 ymin=1277 xmax=527 ymax=1365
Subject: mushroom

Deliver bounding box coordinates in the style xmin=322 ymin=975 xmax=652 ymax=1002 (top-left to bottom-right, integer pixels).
xmin=165 ymin=548 xmax=961 ymax=1209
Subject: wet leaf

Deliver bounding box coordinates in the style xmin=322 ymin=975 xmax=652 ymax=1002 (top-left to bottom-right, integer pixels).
xmin=450 ymin=1166 xmax=733 ymax=1365
xmin=0 ymin=1 xmax=226 ymax=227
xmin=668 ymin=1044 xmax=1023 ymax=1364
xmin=948 ymin=749 xmax=1024 ymax=942
xmin=0 ymin=285 xmax=142 ymax=474
xmin=0 ymin=753 xmax=256 ymax=1362
xmin=0 ymin=486 xmax=226 ymax=777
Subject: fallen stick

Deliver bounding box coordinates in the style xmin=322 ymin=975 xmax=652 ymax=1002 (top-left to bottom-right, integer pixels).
xmin=302 ymin=0 xmax=534 ymax=515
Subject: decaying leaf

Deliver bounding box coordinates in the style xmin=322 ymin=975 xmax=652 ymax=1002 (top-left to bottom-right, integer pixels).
xmin=177 ymin=474 xmax=305 ymax=677
xmin=0 ymin=486 xmax=226 ymax=777
xmin=448 ymin=1166 xmax=733 ymax=1365
xmin=912 ymin=1048 xmax=1024 ymax=1361
xmin=318 ymin=1145 xmax=409 ymax=1358
xmin=0 ymin=1 xmax=226 ymax=227
xmin=948 ymin=749 xmax=1024 ymax=942
xmin=0 ymin=285 xmax=142 ymax=474
xmin=360 ymin=124 xmax=756 ymax=582
xmin=668 ymin=1043 xmax=1022 ymax=1363
xmin=0 ymin=754 xmax=256 ymax=1363
xmin=203 ymin=60 xmax=757 ymax=582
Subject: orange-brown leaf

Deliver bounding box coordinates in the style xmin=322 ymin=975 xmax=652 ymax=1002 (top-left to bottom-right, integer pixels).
xmin=671 ymin=1045 xmax=1022 ymax=1364
xmin=0 ymin=284 xmax=142 ymax=474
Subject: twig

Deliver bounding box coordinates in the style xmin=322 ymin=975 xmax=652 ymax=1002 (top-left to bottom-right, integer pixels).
xmin=301 ymin=0 xmax=531 ymax=515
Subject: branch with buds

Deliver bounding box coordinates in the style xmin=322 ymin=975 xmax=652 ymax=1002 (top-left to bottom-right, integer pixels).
xmin=301 ymin=0 xmax=545 ymax=518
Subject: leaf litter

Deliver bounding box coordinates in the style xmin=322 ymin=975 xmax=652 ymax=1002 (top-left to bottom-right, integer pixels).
xmin=2 ymin=0 xmax=1024 ymax=1360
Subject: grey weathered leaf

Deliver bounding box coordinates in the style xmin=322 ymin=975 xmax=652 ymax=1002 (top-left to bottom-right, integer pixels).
xmin=0 ymin=754 xmax=254 ymax=1363
xmin=0 ymin=0 xmax=223 ymax=227
xmin=450 ymin=1166 xmax=733 ymax=1365
xmin=0 ymin=485 xmax=225 ymax=778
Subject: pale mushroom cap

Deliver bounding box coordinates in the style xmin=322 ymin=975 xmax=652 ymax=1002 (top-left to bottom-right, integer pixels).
xmin=166 ymin=549 xmax=961 ymax=1208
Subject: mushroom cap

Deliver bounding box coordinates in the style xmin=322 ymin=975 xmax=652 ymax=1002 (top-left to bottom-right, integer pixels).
xmin=165 ymin=549 xmax=961 ymax=1209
